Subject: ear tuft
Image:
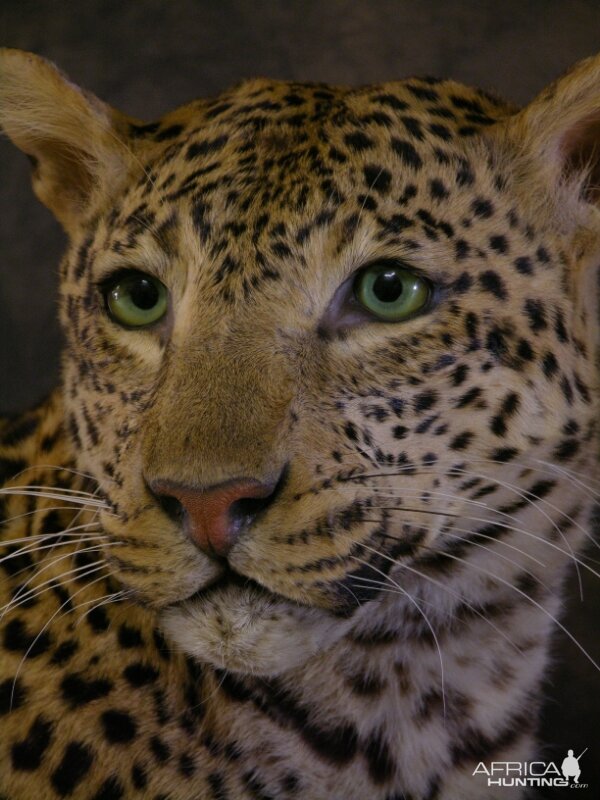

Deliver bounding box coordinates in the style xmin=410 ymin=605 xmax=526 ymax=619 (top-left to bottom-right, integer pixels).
xmin=0 ymin=49 xmax=132 ymax=232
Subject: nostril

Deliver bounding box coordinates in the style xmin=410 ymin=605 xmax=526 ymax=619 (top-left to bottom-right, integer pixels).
xmin=156 ymin=492 xmax=185 ymax=524
xmin=229 ymin=492 xmax=274 ymax=530
xmin=228 ymin=462 xmax=289 ymax=530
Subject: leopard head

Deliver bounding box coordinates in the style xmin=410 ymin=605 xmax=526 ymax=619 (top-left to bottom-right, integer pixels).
xmin=2 ymin=49 xmax=599 ymax=676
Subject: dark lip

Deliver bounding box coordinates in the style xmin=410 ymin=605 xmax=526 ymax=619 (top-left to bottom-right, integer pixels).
xmin=178 ymin=569 xmax=271 ymax=605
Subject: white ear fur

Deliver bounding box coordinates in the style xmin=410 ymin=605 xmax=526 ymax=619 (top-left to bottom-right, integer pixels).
xmin=491 ymin=54 xmax=600 ymax=231
xmin=0 ymin=49 xmax=132 ymax=232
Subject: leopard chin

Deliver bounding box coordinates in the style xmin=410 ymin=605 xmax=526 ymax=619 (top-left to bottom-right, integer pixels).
xmin=160 ymin=577 xmax=354 ymax=676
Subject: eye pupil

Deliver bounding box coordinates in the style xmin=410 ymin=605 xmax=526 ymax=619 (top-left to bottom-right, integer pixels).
xmin=129 ymin=278 xmax=159 ymax=310
xmin=104 ymin=270 xmax=168 ymax=328
xmin=372 ymin=270 xmax=404 ymax=303
xmin=353 ymin=261 xmax=431 ymax=323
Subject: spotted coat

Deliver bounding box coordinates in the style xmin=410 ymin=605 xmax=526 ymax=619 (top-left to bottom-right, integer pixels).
xmin=0 ymin=49 xmax=599 ymax=799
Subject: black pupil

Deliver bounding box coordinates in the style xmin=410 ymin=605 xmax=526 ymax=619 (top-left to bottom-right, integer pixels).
xmin=372 ymin=270 xmax=404 ymax=303
xmin=128 ymin=277 xmax=159 ymax=310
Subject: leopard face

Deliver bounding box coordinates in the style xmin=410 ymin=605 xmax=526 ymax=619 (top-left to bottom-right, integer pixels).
xmin=2 ymin=51 xmax=599 ymax=678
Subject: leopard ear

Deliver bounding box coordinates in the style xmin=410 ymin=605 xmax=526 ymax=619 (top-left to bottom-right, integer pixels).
xmin=0 ymin=49 xmax=133 ymax=233
xmin=493 ymin=54 xmax=600 ymax=226
xmin=492 ymin=55 xmax=600 ymax=356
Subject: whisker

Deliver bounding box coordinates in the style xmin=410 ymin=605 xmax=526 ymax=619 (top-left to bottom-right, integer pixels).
xmin=0 ymin=504 xmax=104 ymax=527
xmin=357 ymin=543 xmax=525 ymax=655
xmin=0 ymin=486 xmax=111 ymax=509
xmin=349 ymin=553 xmax=447 ymax=719
xmin=10 ymin=463 xmax=100 ymax=484
xmin=414 ymin=544 xmax=600 ymax=674
xmin=74 ymin=589 xmax=132 ymax=627
xmin=1 ymin=561 xmax=108 ymax=619
xmin=9 ymin=570 xmax=117 ymax=711
xmin=0 ymin=525 xmax=108 ymax=547
xmin=0 ymin=544 xmax=118 ymax=619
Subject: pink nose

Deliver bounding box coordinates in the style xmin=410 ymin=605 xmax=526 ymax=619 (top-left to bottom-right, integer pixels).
xmin=150 ymin=478 xmax=276 ymax=556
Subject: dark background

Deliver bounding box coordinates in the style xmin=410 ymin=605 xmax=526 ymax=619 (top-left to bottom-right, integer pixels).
xmin=1 ymin=2 xmax=599 ymax=796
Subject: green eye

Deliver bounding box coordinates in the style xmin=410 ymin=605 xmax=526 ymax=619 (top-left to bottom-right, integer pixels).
xmin=354 ymin=262 xmax=431 ymax=321
xmin=104 ymin=271 xmax=168 ymax=328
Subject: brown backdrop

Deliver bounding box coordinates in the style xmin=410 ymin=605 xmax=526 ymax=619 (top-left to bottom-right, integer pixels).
xmin=1 ymin=2 xmax=599 ymax=796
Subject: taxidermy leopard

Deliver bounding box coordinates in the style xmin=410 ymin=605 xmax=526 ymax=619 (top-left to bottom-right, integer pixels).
xmin=0 ymin=48 xmax=599 ymax=799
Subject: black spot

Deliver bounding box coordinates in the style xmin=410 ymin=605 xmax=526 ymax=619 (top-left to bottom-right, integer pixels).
xmin=179 ymin=752 xmax=195 ymax=778
xmin=11 ymin=715 xmax=53 ymax=771
xmin=489 ymin=235 xmax=508 ymax=254
xmin=131 ymin=763 xmax=148 ymax=789
xmin=408 ymin=84 xmax=439 ymax=102
xmin=414 ymin=390 xmax=438 ymax=413
xmin=451 ymin=364 xmax=469 ymax=386
xmin=87 ymin=606 xmax=110 ymax=633
xmin=528 ymin=480 xmax=556 ymax=500
xmin=150 ymin=735 xmax=171 ymax=763
xmin=455 ymin=239 xmax=470 ymax=260
xmin=3 ymin=618 xmax=51 ymax=656
xmin=465 ymin=312 xmax=479 ymax=342
xmin=492 ymin=447 xmax=519 ymax=462
xmin=554 ymin=310 xmax=569 ymax=342
xmin=455 ymin=387 xmax=482 ymax=408
xmin=363 ymin=731 xmax=396 ymax=783
xmin=486 ymin=327 xmax=508 ymax=361
xmin=0 ymin=677 xmax=26 ymax=715
xmin=554 ymin=438 xmax=580 ymax=462
xmin=514 ymin=256 xmax=533 ymax=275
xmin=186 ymin=135 xmax=228 ymax=160
xmin=92 ymin=777 xmax=125 ymax=800
xmin=363 ymin=165 xmax=392 ymax=194
xmin=344 ymin=422 xmax=358 ymax=442
xmin=51 ymin=639 xmax=78 ymax=665
xmin=471 ymin=198 xmax=494 ymax=218
xmin=450 ymin=431 xmax=473 ymax=451
xmin=61 ymin=673 xmax=113 ymax=707
xmin=479 ymin=270 xmax=507 ymax=300
xmin=517 ymin=339 xmax=534 ymax=361
xmin=390 ymin=138 xmax=423 ymax=169
xmin=429 ymin=123 xmax=451 ymax=140
xmin=129 ymin=121 xmax=160 ymax=137
xmin=51 ymin=741 xmax=94 ymax=796
xmin=344 ymin=131 xmax=374 ymax=151
xmin=429 ymin=178 xmax=449 ymax=200
xmin=523 ymin=299 xmax=547 ymax=332
xmin=118 ymin=623 xmax=144 ymax=648
xmin=400 ymin=115 xmax=424 ymax=140
xmin=536 ymin=246 xmax=551 ymax=264
xmin=123 ymin=661 xmax=159 ymax=687
xmin=456 ymin=161 xmax=475 ymax=186
xmin=542 ymin=352 xmax=558 ymax=378
xmin=373 ymin=94 xmax=409 ymax=111
xmin=154 ymin=124 xmax=184 ymax=142
xmin=101 ymin=709 xmax=137 ymax=743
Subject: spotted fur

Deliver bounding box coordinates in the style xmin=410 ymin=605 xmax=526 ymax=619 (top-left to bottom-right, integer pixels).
xmin=1 ymin=49 xmax=599 ymax=799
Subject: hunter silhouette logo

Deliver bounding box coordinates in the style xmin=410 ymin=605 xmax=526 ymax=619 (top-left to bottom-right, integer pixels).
xmin=561 ymin=749 xmax=586 ymax=782
xmin=473 ymin=748 xmax=589 ymax=789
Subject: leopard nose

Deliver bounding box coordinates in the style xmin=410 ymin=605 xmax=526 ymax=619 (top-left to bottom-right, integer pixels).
xmin=149 ymin=477 xmax=278 ymax=557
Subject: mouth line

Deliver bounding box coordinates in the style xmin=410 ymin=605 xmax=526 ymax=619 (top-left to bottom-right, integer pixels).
xmin=176 ymin=568 xmax=278 ymax=606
